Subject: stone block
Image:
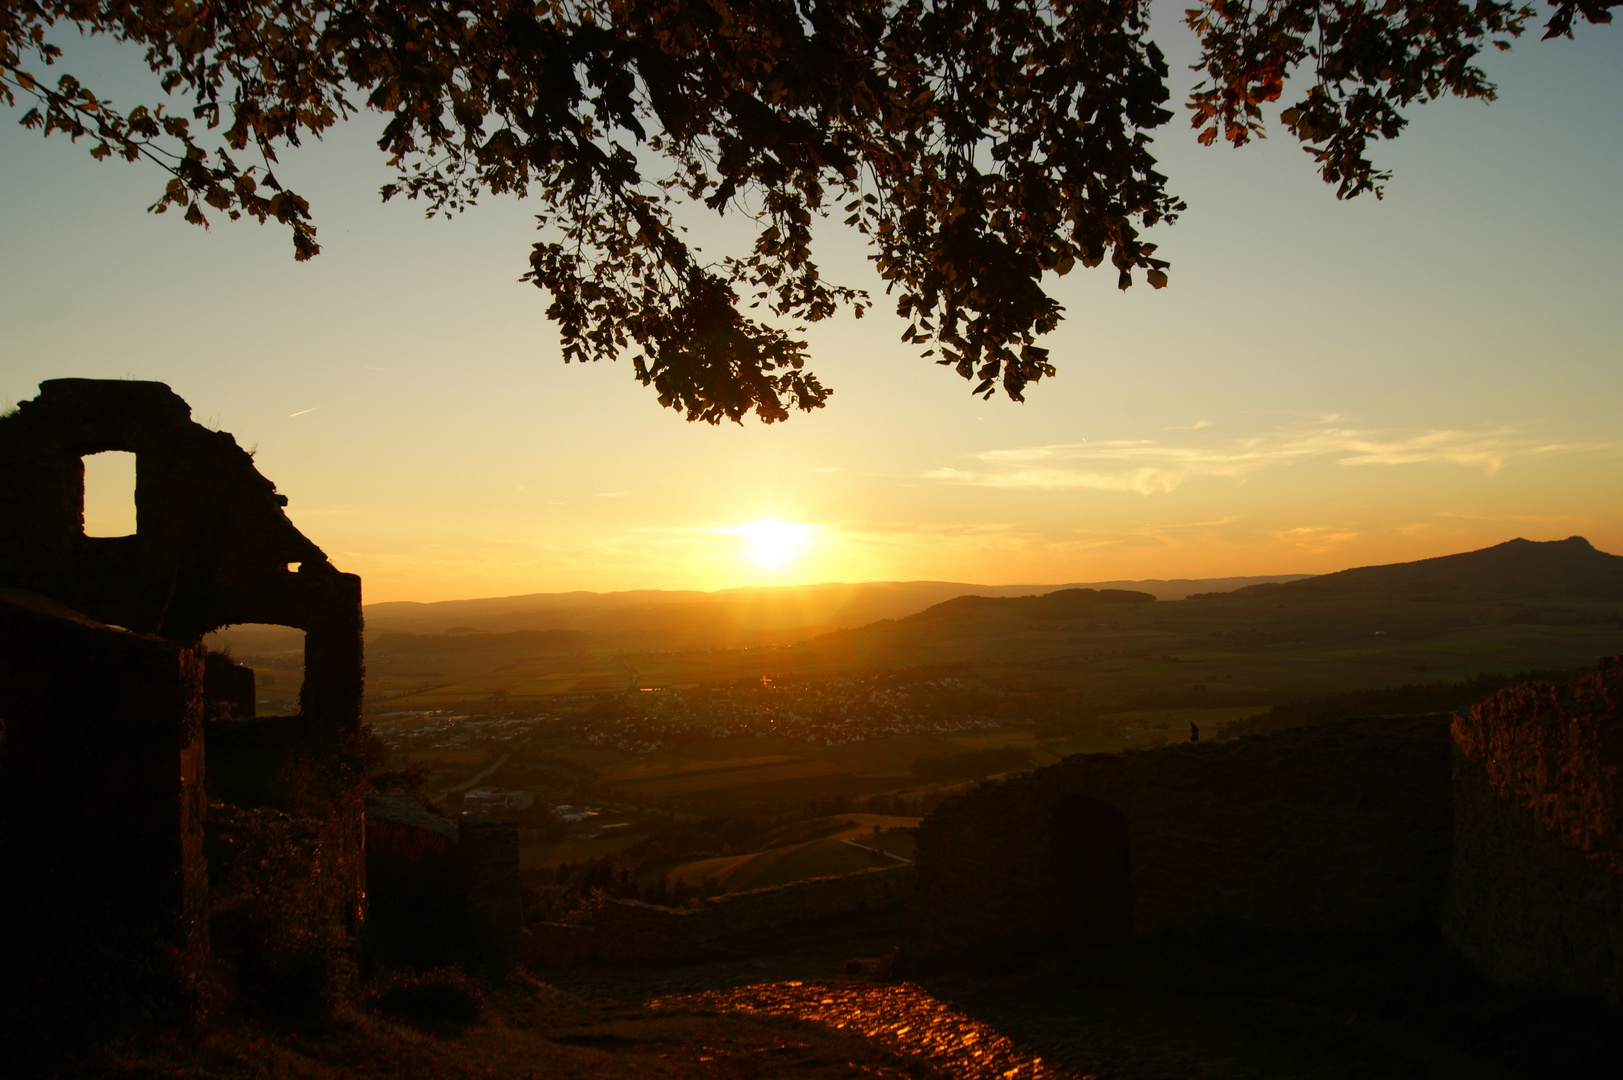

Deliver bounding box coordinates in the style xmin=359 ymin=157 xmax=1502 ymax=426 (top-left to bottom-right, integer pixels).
xmin=1446 ymin=658 xmax=1623 ymax=1006
xmin=906 ymin=714 xmax=1454 ymax=961
xmin=0 ymin=589 xmax=207 ymax=955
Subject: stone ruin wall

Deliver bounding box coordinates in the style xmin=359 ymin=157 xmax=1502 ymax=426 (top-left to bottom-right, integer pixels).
xmin=6 ymin=377 xmax=1615 ymax=998
xmin=458 ymin=818 xmax=524 ymax=964
xmin=0 ymin=379 xmax=366 ymax=959
xmin=0 ymin=590 xmax=208 ymax=956
xmin=365 ymin=795 xmax=525 ymax=969
xmin=905 ymin=714 xmax=1455 ymax=962
xmin=1446 ymin=657 xmax=1623 ymax=1007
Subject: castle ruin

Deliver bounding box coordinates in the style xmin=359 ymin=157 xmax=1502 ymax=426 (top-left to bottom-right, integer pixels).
xmin=0 ymin=379 xmax=364 ymax=959
xmin=907 ymin=659 xmax=1623 ymax=1007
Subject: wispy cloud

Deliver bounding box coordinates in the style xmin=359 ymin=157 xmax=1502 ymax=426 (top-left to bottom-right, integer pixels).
xmin=1274 ymin=525 xmax=1363 ymax=555
xmin=927 ymin=423 xmax=1611 ymax=496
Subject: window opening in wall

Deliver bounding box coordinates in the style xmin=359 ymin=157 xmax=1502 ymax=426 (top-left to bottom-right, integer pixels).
xmin=202 ymin=624 xmax=307 ymax=717
xmin=81 ymin=450 xmax=137 ymax=536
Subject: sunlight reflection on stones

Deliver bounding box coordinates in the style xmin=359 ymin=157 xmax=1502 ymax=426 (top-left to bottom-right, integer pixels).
xmin=650 ymin=981 xmax=1083 ymax=1080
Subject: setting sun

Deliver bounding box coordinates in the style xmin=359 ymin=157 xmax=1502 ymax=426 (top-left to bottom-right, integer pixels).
xmin=736 ymin=520 xmax=816 ymax=570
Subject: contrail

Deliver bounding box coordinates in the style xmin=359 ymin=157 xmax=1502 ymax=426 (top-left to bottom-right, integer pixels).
xmin=289 ymin=406 xmax=320 ymax=418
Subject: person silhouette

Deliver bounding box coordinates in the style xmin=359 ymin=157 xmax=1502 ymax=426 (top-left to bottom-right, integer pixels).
xmin=1190 ymin=721 xmax=1200 ymax=742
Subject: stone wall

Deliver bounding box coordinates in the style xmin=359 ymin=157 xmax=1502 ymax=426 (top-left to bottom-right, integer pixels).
xmin=905 ymin=714 xmax=1454 ymax=961
xmin=0 ymin=378 xmax=367 ymax=935
xmin=0 ymin=589 xmax=208 ymax=955
xmin=203 ymin=652 xmax=256 ymax=721
xmin=1446 ymin=658 xmax=1623 ymax=1006
xmin=365 ymin=795 xmax=524 ymax=969
xmin=459 ymin=817 xmax=523 ymax=967
xmin=525 ymin=864 xmax=917 ymax=967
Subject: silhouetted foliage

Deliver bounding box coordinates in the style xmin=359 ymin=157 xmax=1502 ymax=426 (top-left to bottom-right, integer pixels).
xmin=206 ymin=802 xmax=357 ymax=1018
xmin=521 ymin=855 xmax=718 ymax=923
xmin=202 ymin=720 xmax=377 ymax=1017
xmin=5 ymin=1 xmax=1610 ymax=421
xmin=517 ymin=807 xmax=891 ymax=920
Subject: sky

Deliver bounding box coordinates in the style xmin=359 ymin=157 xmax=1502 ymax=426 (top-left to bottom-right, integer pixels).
xmin=3 ymin=16 xmax=1620 ymax=604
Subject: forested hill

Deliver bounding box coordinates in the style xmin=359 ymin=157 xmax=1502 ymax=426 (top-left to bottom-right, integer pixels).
xmin=359 ymin=576 xmax=1301 ymax=644
xmin=1220 ymin=537 xmax=1623 ymax=602
xmin=902 ymin=588 xmax=1156 ymax=624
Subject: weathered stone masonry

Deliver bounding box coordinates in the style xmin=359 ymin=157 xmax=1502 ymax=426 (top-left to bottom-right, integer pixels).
xmin=0 ymin=379 xmax=362 ymax=734
xmin=0 ymin=379 xmax=365 ymax=952
xmin=906 ymin=714 xmax=1454 ymax=962
xmin=365 ymin=794 xmax=525 ymax=969
xmin=1447 ymin=658 xmax=1623 ymax=1007
xmin=0 ymin=590 xmax=208 ymax=954
xmin=908 ymin=666 xmax=1623 ymax=1009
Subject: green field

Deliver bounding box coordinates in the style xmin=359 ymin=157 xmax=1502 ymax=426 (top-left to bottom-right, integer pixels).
xmin=599 ymin=756 xmax=848 ymax=799
xmin=662 ymin=815 xmax=920 ymax=892
xmin=520 ymin=829 xmax=647 ymax=870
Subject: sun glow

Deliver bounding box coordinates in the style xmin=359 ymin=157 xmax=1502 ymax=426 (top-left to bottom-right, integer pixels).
xmin=735 ymin=519 xmax=816 ymax=570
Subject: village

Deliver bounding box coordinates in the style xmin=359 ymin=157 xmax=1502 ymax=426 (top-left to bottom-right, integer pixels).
xmin=369 ymin=671 xmax=1011 ymax=758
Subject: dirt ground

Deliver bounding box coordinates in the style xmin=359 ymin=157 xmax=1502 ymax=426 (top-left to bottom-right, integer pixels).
xmin=46 ymin=909 xmax=1610 ymax=1080
xmin=541 ymin=912 xmax=1527 ymax=1080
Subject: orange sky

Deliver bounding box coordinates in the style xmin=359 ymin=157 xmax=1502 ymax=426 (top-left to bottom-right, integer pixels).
xmin=9 ymin=25 xmax=1623 ymax=603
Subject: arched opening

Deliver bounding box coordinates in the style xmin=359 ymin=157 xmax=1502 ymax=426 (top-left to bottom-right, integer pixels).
xmin=81 ymin=450 xmax=137 ymax=537
xmin=202 ymin=624 xmax=307 ymax=717
xmin=199 ymin=623 xmax=319 ymax=824
xmin=1050 ymin=795 xmax=1134 ymax=950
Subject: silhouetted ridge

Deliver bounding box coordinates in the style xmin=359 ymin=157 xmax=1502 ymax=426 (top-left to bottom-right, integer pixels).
xmin=1222 ymin=537 xmax=1623 ymax=601
xmin=369 ymin=628 xmax=587 ymax=667
xmin=904 ymin=588 xmax=1156 ymax=623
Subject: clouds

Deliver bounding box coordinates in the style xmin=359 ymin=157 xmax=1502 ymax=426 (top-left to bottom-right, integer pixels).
xmin=926 ymin=421 xmax=1610 ymax=496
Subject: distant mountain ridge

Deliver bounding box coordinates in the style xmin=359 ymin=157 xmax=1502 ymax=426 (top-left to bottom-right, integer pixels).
xmin=361 ymin=575 xmax=1310 ymax=642
xmin=1221 ymin=537 xmax=1623 ymax=601
xmin=903 ymin=588 xmax=1157 ymax=624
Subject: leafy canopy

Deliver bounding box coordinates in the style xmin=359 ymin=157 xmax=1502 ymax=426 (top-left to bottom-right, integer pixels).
xmin=3 ymin=0 xmax=1612 ymax=422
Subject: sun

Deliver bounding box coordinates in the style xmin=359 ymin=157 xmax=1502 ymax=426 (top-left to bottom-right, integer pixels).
xmin=736 ymin=520 xmax=814 ymax=570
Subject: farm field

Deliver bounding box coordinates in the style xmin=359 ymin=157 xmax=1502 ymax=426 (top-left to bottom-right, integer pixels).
xmin=661 ymin=814 xmax=920 ymax=893
xmin=352 ymin=593 xmax=1623 ymax=725
xmin=218 ymin=583 xmax=1623 ymax=737
xmin=521 ymin=828 xmax=647 ymax=870
xmin=576 ymin=733 xmax=1043 ymax=807
xmin=599 ymin=755 xmax=848 ymax=799
xmin=209 ymin=543 xmax=1623 ymax=887
xmin=347 ymin=540 xmax=1623 ymax=948
xmin=366 ymin=603 xmax=1622 ymax=842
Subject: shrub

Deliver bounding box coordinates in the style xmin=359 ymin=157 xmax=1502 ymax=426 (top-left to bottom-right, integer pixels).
xmin=206 ymin=802 xmax=356 ymax=1018
xmin=367 ymin=968 xmax=484 ymax=1031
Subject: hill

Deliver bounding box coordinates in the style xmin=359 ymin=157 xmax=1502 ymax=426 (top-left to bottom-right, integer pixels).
xmin=203 ymin=539 xmax=1623 ymax=723
xmin=368 ymin=628 xmax=587 ymax=674
xmin=360 ymin=575 xmax=1307 ymax=648
xmin=902 ymin=588 xmax=1156 ymax=624
xmin=1221 ymin=537 xmax=1623 ymax=602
